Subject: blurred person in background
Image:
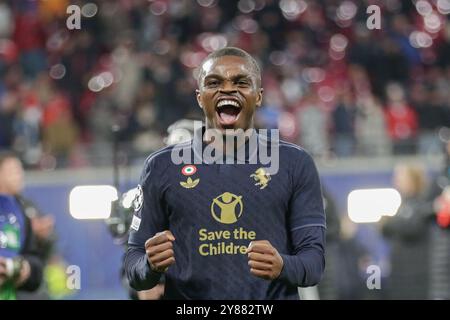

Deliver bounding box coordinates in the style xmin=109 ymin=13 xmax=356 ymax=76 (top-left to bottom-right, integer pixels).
xmin=412 ymin=84 xmax=450 ymax=155
xmin=380 ymin=164 xmax=433 ymax=299
xmin=384 ymin=83 xmax=418 ymax=155
xmin=0 ymin=90 xmax=20 ymax=151
xmin=119 ymin=81 xmax=165 ymax=159
xmin=331 ymin=88 xmax=356 ymax=157
xmin=428 ymin=139 xmax=450 ymax=299
xmin=354 ymin=94 xmax=390 ymax=157
xmin=87 ymin=86 xmax=119 ymax=166
xmin=0 ymin=151 xmax=56 ymax=299
xmin=40 ymin=75 xmax=79 ymax=167
xmin=296 ymin=90 xmax=329 ymax=157
xmin=0 ymin=0 xmax=12 ymax=39
xmin=0 ymin=152 xmax=43 ymax=299
xmin=12 ymin=0 xmax=47 ymax=79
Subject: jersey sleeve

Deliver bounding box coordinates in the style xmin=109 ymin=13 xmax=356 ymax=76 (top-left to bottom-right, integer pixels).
xmin=277 ymin=151 xmax=326 ymax=288
xmin=288 ymin=151 xmax=326 ymax=230
xmin=128 ymin=156 xmax=169 ymax=247
xmin=124 ymin=155 xmax=169 ymax=290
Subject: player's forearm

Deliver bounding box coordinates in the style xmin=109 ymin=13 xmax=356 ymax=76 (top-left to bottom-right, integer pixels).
xmin=124 ymin=246 xmax=162 ymax=291
xmin=278 ymin=226 xmax=326 ymax=287
xmin=278 ymin=248 xmax=325 ymax=287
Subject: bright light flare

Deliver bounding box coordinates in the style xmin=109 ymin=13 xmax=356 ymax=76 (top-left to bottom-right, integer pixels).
xmin=69 ymin=185 xmax=118 ymax=219
xmin=348 ymin=188 xmax=402 ymax=223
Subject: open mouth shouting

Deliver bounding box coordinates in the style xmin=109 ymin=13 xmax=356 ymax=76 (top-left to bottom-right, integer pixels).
xmin=215 ymin=98 xmax=242 ymax=128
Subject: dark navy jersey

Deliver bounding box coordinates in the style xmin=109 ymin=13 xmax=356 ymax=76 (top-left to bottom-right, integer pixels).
xmin=125 ymin=131 xmax=326 ymax=300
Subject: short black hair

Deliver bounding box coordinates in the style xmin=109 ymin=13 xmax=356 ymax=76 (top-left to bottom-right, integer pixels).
xmin=197 ymin=47 xmax=261 ymax=87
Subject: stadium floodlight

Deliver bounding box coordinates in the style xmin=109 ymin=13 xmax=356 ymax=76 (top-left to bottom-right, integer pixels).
xmin=347 ymin=188 xmax=402 ymax=223
xmin=69 ymin=185 xmax=118 ymax=219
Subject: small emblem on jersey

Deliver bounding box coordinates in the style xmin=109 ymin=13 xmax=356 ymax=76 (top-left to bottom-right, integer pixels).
xmin=130 ymin=215 xmax=141 ymax=231
xmin=180 ymin=177 xmax=200 ymax=189
xmin=181 ymin=165 xmax=197 ymax=176
xmin=133 ymin=185 xmax=144 ymax=212
xmin=211 ymin=192 xmax=243 ymax=224
xmin=250 ymin=168 xmax=271 ymax=189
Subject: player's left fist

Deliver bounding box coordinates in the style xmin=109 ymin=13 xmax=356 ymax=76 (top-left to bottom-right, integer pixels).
xmin=246 ymin=240 xmax=284 ymax=280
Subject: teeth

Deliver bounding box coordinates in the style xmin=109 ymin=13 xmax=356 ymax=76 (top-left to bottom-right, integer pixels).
xmin=217 ymin=100 xmax=240 ymax=108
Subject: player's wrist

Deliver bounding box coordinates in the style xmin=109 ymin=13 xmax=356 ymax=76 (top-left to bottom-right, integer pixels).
xmin=276 ymin=253 xmax=292 ymax=283
xmin=275 ymin=254 xmax=284 ymax=279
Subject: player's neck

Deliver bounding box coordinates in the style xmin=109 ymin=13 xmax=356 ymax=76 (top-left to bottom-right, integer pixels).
xmin=203 ymin=124 xmax=255 ymax=155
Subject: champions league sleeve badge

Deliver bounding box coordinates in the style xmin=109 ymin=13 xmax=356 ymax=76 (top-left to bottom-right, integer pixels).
xmin=133 ymin=185 xmax=144 ymax=212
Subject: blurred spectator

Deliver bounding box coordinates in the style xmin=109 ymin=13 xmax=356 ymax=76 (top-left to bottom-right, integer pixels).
xmin=87 ymin=87 xmax=117 ymax=166
xmin=0 ymin=151 xmax=44 ymax=299
xmin=0 ymin=0 xmax=12 ymax=39
xmin=332 ymin=88 xmax=356 ymax=157
xmin=40 ymin=75 xmax=79 ymax=166
xmin=0 ymin=151 xmax=56 ymax=299
xmin=412 ymin=84 xmax=450 ymax=155
xmin=296 ymin=91 xmax=329 ymax=157
xmin=355 ymin=94 xmax=391 ymax=156
xmin=428 ymin=140 xmax=450 ymax=299
xmin=13 ymin=2 xmax=47 ymax=78
xmin=0 ymin=90 xmax=19 ymax=150
xmin=119 ymin=81 xmax=165 ymax=157
xmin=384 ymin=83 xmax=418 ymax=155
xmin=380 ymin=164 xmax=433 ymax=299
xmin=111 ymin=36 xmax=143 ymax=112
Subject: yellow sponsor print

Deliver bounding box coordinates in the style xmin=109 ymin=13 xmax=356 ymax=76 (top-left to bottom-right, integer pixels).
xmin=198 ymin=227 xmax=256 ymax=256
xmin=211 ymin=192 xmax=243 ymax=224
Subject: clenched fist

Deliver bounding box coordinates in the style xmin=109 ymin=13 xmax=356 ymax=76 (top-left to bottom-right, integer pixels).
xmin=246 ymin=240 xmax=284 ymax=280
xmin=145 ymin=231 xmax=176 ymax=273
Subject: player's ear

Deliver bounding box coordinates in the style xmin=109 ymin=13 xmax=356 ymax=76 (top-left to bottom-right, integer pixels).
xmin=256 ymin=87 xmax=264 ymax=108
xmin=196 ymin=89 xmax=203 ymax=109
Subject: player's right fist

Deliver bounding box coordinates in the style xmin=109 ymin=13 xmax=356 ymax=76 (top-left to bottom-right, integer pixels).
xmin=145 ymin=230 xmax=176 ymax=273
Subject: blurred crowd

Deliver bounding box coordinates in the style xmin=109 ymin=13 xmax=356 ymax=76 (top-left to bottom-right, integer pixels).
xmin=0 ymin=0 xmax=450 ymax=169
xmin=317 ymin=139 xmax=450 ymax=300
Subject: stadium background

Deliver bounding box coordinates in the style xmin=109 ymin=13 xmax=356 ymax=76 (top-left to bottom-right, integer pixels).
xmin=0 ymin=0 xmax=449 ymax=299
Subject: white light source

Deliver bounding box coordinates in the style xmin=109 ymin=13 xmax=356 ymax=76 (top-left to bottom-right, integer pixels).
xmin=348 ymin=188 xmax=402 ymax=223
xmin=69 ymin=185 xmax=118 ymax=219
